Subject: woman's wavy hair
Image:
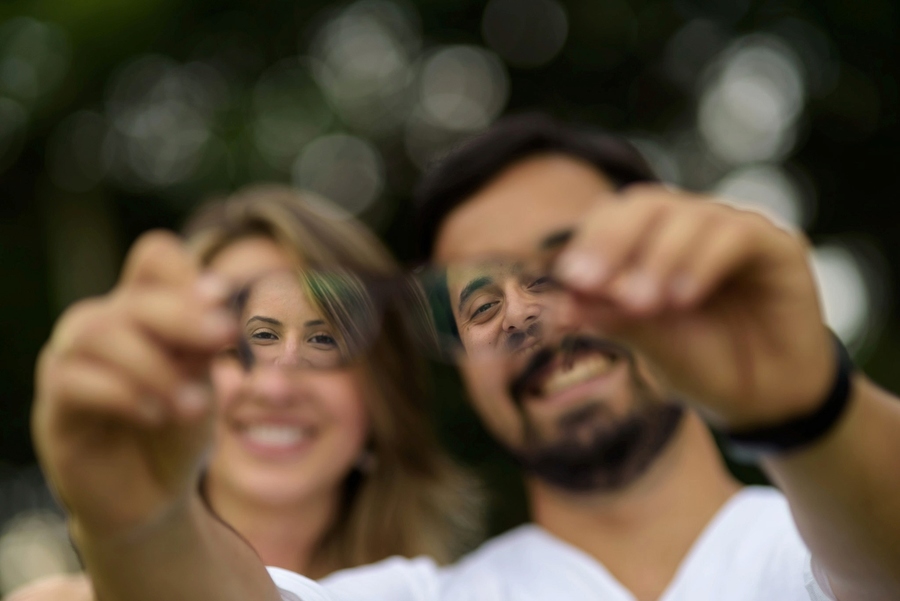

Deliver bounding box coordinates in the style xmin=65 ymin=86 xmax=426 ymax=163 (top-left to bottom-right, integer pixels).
xmin=183 ymin=184 xmax=483 ymax=572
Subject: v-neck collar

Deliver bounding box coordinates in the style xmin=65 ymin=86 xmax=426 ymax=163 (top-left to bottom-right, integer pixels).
xmin=524 ymin=487 xmax=762 ymax=601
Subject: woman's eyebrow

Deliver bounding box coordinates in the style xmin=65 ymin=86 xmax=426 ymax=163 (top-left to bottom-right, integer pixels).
xmin=304 ymin=320 xmax=325 ymax=327
xmin=247 ymin=315 xmax=282 ymax=326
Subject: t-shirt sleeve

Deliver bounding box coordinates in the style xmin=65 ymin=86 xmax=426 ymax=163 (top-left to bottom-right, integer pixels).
xmin=804 ymin=556 xmax=837 ymax=601
xmin=267 ymin=556 xmax=440 ymax=601
xmin=268 ymin=567 xmax=333 ymax=601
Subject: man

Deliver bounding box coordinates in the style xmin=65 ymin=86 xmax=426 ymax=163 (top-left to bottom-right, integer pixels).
xmin=31 ymin=114 xmax=900 ymax=601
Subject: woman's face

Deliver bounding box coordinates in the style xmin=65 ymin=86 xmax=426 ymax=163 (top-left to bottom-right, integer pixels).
xmin=206 ymin=236 xmax=371 ymax=508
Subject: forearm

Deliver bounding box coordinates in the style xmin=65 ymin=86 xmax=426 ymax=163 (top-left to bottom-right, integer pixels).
xmin=73 ymin=494 xmax=281 ymax=601
xmin=763 ymin=375 xmax=900 ymax=601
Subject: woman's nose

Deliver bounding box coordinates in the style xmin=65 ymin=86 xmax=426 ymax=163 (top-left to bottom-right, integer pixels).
xmin=249 ymin=365 xmax=295 ymax=406
xmin=273 ymin=337 xmax=304 ymax=368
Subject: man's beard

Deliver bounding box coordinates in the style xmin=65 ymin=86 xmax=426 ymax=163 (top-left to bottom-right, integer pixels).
xmin=505 ymin=337 xmax=685 ymax=493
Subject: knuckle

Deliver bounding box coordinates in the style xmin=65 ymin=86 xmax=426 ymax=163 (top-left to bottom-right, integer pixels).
xmin=69 ymin=312 xmax=114 ymax=351
xmin=123 ymin=230 xmax=195 ymax=284
xmin=130 ymin=229 xmax=182 ymax=260
xmin=621 ymin=182 xmax=668 ymax=199
xmin=51 ymin=298 xmax=110 ymax=354
xmin=49 ymin=363 xmax=81 ymax=401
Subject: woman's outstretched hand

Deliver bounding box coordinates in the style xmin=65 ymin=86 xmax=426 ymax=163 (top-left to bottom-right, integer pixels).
xmin=32 ymin=231 xmax=236 ymax=540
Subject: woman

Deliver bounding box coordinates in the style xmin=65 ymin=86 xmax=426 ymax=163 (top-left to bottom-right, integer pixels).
xmin=7 ymin=185 xmax=481 ymax=599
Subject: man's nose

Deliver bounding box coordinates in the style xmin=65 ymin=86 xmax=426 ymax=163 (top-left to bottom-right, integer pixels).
xmin=501 ymin=289 xmax=542 ymax=332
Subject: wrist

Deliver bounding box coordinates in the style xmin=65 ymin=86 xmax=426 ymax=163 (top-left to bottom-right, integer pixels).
xmin=70 ymin=493 xmax=199 ymax=551
xmin=720 ymin=331 xmax=855 ymax=461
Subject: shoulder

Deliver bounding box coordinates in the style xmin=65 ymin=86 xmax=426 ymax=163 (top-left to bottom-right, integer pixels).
xmin=438 ymin=525 xmax=550 ymax=584
xmin=681 ymin=486 xmax=816 ymax=598
xmin=711 ymin=486 xmax=803 ymax=547
xmin=269 ymin=556 xmax=442 ymax=601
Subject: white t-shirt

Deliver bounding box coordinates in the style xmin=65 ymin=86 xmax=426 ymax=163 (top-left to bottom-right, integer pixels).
xmin=269 ymin=486 xmax=835 ymax=601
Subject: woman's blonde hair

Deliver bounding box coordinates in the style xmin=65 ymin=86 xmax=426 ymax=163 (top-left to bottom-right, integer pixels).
xmin=183 ymin=184 xmax=482 ymax=572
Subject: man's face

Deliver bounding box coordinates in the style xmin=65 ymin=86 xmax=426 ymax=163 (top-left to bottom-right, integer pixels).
xmin=446 ymin=259 xmax=554 ymax=359
xmin=433 ymin=154 xmax=683 ymax=492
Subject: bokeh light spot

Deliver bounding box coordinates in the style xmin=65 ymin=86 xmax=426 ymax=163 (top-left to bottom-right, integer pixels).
xmin=481 ymin=0 xmax=568 ymax=68
xmin=418 ymin=45 xmax=509 ymax=132
xmin=810 ymin=243 xmax=878 ymax=349
xmin=698 ymin=35 xmax=806 ymax=165
xmin=308 ymin=0 xmax=420 ymax=135
xmin=0 ymin=511 xmax=79 ymax=594
xmin=292 ymin=134 xmax=385 ymax=215
xmin=0 ymin=18 xmax=70 ymax=106
xmin=252 ymin=59 xmax=333 ymax=172
xmin=714 ymin=164 xmax=813 ymax=230
xmin=104 ymin=56 xmax=227 ymax=189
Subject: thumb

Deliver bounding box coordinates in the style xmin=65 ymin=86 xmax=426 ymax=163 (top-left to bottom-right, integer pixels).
xmin=566 ymin=295 xmax=721 ymax=399
xmin=149 ymin=380 xmax=216 ymax=497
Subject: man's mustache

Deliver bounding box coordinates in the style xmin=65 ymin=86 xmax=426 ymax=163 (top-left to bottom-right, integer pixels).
xmin=506 ymin=321 xmax=543 ymax=352
xmin=508 ymin=336 xmax=634 ymax=406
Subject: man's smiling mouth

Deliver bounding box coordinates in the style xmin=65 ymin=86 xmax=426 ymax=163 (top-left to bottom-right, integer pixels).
xmin=509 ymin=337 xmax=632 ymax=405
xmin=542 ymin=354 xmax=617 ymax=396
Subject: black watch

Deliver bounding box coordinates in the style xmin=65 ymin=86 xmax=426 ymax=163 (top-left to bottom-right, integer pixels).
xmin=722 ymin=331 xmax=855 ymax=463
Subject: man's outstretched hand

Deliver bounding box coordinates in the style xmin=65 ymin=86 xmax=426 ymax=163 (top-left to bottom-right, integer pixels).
xmin=555 ymin=184 xmax=833 ymax=429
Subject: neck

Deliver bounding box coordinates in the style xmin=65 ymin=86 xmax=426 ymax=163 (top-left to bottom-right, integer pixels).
xmin=527 ymin=412 xmax=741 ymax=601
xmin=205 ymin=479 xmax=342 ymax=579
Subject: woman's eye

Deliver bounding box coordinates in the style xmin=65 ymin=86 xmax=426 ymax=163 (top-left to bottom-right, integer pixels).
xmin=250 ymin=330 xmax=278 ymax=342
xmin=308 ymin=333 xmax=337 ymax=347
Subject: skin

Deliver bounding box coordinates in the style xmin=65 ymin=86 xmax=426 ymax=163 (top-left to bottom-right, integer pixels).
xmin=434 ymin=154 xmax=900 ymax=601
xmin=29 ymin=233 xmax=281 ymax=601
xmin=14 ymin=236 xmax=372 ymax=600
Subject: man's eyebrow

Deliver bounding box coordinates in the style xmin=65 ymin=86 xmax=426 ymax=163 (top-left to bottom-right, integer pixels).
xmin=539 ymin=228 xmax=574 ymax=251
xmin=247 ymin=315 xmax=281 ymax=326
xmin=458 ymin=276 xmax=493 ymax=314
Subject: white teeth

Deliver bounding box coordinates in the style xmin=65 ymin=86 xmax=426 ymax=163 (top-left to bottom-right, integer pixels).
xmin=542 ymin=355 xmax=614 ymax=396
xmin=243 ymin=425 xmax=309 ymax=448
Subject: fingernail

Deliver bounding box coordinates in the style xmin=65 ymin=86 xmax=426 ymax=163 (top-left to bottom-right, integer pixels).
xmin=176 ymin=384 xmax=209 ymax=417
xmin=195 ymin=274 xmax=230 ymax=302
xmin=557 ymin=252 xmax=607 ymax=287
xmin=202 ymin=311 xmax=236 ymax=339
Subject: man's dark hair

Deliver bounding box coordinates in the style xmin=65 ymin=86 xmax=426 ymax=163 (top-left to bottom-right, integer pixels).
xmin=413 ymin=112 xmax=660 ymax=259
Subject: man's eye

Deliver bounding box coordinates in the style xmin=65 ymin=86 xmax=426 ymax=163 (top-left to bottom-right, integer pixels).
xmin=528 ymin=276 xmax=556 ymax=291
xmin=472 ymin=301 xmax=497 ymax=318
